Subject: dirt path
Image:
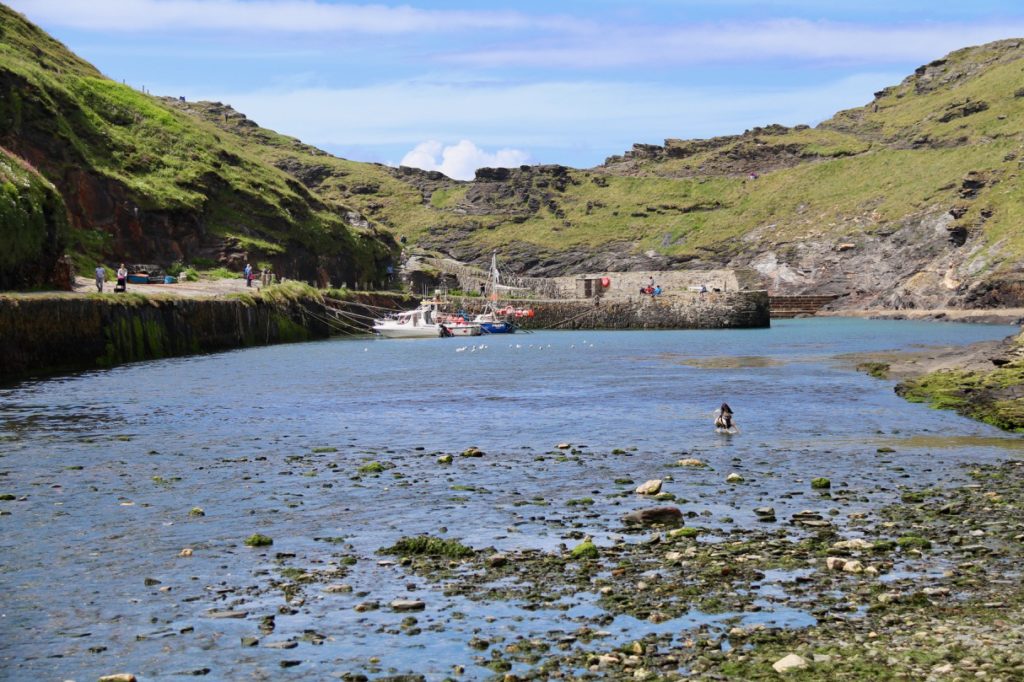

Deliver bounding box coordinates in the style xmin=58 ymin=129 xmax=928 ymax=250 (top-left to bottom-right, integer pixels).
xmin=71 ymin=275 xmax=262 ymax=298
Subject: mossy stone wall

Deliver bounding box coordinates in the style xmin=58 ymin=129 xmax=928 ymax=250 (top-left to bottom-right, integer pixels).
xmin=0 ymin=295 xmax=331 ymax=380
xmin=449 ymin=290 xmax=770 ymax=330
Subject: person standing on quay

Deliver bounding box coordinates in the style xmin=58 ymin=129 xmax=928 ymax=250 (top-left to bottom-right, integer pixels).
xmin=94 ymin=265 xmax=105 ymax=292
xmin=116 ymin=263 xmax=128 ymax=292
xmin=244 ymin=262 xmax=253 ymax=287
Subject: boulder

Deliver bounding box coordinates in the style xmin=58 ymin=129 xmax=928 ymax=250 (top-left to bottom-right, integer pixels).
xmin=772 ymin=653 xmax=809 ymax=673
xmin=622 ymin=506 xmax=683 ymax=525
xmin=635 ymin=479 xmax=663 ymax=495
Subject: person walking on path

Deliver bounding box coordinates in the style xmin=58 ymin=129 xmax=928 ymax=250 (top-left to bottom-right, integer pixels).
xmin=94 ymin=265 xmax=105 ymax=292
xmin=244 ymin=262 xmax=253 ymax=288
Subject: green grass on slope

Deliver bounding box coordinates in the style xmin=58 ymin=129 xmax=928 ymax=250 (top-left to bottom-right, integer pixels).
xmin=825 ymin=42 xmax=1024 ymax=146
xmin=424 ymin=140 xmax=1015 ymax=260
xmin=0 ymin=5 xmax=392 ymax=274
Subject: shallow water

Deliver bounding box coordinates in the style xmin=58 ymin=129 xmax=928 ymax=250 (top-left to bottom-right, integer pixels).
xmin=0 ymin=318 xmax=1020 ymax=679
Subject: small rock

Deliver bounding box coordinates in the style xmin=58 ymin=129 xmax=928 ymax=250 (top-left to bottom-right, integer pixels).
xmin=677 ymin=458 xmax=705 ymax=467
xmin=556 ymin=443 xmax=571 ymax=449
xmin=324 ymin=584 xmax=353 ymax=594
xmin=832 ymin=538 xmax=872 ymax=551
xmin=726 ymin=473 xmax=744 ymax=483
xmin=98 ymin=675 xmax=137 ymax=682
xmin=390 ymin=599 xmax=426 ymax=612
xmin=241 ymin=636 xmax=259 ymax=647
xmin=354 ymin=601 xmax=379 ymax=612
xmin=635 ymin=479 xmax=663 ymax=495
xmin=825 ymin=557 xmax=846 ymax=571
xmin=772 ymin=653 xmax=809 ymax=673
xmin=488 ymin=553 xmax=508 ymax=568
xmin=178 ymin=548 xmax=193 ymax=557
xmin=842 ymin=560 xmax=864 ymax=574
xmin=264 ymin=640 xmax=298 ymax=649
xmin=205 ymin=610 xmax=248 ymax=619
xmin=437 ymin=454 xmax=453 ymax=464
xmin=460 ymin=447 xmax=484 ymax=457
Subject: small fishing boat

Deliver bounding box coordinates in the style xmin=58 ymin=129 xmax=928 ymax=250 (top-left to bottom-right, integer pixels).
xmin=471 ymin=252 xmax=533 ymax=334
xmin=437 ymin=311 xmax=482 ymax=337
xmin=127 ymin=273 xmax=149 ymax=285
xmin=441 ymin=321 xmax=482 ymax=337
xmin=372 ymin=299 xmax=444 ymax=338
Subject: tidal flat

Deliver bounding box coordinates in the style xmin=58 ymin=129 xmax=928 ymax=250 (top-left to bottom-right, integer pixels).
xmin=0 ymin=319 xmax=1021 ymax=680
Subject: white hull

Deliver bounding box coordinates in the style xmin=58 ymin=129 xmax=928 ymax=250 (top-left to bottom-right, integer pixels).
xmin=442 ymin=323 xmax=482 ymax=337
xmin=373 ymin=322 xmax=441 ymax=338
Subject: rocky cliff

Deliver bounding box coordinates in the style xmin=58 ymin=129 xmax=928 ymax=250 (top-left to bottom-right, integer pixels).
xmin=0 ymin=145 xmax=68 ymax=289
xmin=357 ymin=40 xmax=1024 ymax=311
xmin=0 ymin=5 xmax=397 ymax=289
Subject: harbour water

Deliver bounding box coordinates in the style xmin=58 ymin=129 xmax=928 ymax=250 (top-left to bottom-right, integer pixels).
xmin=0 ymin=318 xmax=1020 ymax=679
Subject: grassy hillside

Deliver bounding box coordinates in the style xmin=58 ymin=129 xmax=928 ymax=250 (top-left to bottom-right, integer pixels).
xmin=3 ymin=2 xmax=1022 ymax=306
xmin=0 ymin=5 xmax=396 ymax=288
xmin=268 ymin=38 xmax=1020 ymax=303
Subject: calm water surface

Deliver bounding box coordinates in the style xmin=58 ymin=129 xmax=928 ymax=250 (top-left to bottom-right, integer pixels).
xmin=0 ymin=318 xmax=1020 ymax=679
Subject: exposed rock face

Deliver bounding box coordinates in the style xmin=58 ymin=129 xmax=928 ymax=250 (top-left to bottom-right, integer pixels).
xmin=0 ymin=146 xmax=69 ymax=289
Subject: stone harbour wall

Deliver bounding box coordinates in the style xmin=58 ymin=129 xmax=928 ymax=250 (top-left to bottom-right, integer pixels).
xmin=0 ymin=294 xmax=333 ymax=381
xmin=451 ymin=290 xmax=770 ymax=330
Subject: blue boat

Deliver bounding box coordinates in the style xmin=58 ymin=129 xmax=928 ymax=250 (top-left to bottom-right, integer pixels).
xmin=479 ymin=318 xmax=515 ymax=334
xmin=473 ymin=252 xmax=525 ymax=333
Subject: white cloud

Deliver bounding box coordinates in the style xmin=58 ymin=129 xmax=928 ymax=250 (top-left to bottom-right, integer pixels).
xmin=444 ymin=19 xmax=1024 ymax=67
xmin=13 ymin=1 xmax=1024 ymax=69
xmin=7 ymin=0 xmax=574 ymax=34
xmin=400 ymin=140 xmax=530 ymax=181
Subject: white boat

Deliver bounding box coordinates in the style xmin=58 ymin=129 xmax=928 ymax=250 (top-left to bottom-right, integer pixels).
xmin=441 ymin=321 xmax=482 ymax=337
xmin=372 ymin=300 xmax=443 ymax=338
xmin=436 ymin=310 xmax=482 ymax=336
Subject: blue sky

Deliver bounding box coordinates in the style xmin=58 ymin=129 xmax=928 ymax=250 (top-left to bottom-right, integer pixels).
xmin=10 ymin=1 xmax=1024 ymax=179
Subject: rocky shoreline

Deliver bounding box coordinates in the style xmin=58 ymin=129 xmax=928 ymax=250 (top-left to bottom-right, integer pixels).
xmin=170 ymin=453 xmax=1024 ymax=681
xmin=845 ymin=326 xmax=1024 ymax=432
xmin=357 ymin=459 xmax=1024 ymax=680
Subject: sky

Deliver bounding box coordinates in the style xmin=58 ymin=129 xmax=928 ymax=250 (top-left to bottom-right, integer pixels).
xmin=10 ymin=1 xmax=1024 ymax=179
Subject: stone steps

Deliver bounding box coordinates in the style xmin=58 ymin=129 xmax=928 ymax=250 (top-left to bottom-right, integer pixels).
xmin=769 ymin=295 xmax=840 ymax=318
